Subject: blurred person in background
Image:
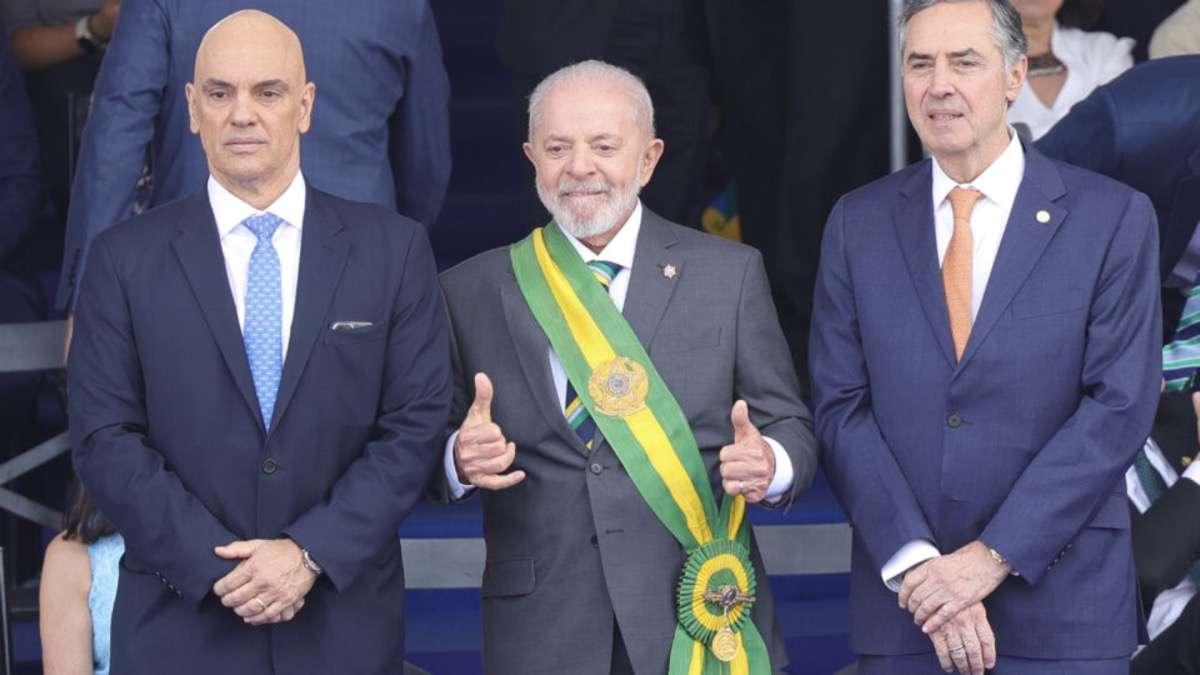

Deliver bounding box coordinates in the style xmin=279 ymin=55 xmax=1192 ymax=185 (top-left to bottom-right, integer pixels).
xmin=39 ymin=480 xmax=122 ymax=675
xmin=1009 ymin=0 xmax=1133 ymax=139
xmin=1150 ymin=0 xmax=1200 ymax=58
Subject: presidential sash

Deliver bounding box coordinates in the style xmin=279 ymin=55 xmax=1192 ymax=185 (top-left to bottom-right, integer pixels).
xmin=510 ymin=224 xmax=771 ymax=675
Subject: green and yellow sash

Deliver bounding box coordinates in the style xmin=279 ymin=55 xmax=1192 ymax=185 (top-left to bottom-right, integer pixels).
xmin=511 ymin=224 xmax=771 ymax=675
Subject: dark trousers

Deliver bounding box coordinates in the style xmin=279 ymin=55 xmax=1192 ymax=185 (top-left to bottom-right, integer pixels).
xmin=1133 ymin=592 xmax=1200 ymax=675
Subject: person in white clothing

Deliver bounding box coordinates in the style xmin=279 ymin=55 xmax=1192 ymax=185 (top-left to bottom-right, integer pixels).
xmin=1010 ymin=0 xmax=1133 ymax=139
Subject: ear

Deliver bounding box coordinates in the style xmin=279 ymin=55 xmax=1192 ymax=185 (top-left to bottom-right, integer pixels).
xmin=1005 ymin=54 xmax=1028 ymax=105
xmin=185 ymin=82 xmax=200 ymax=134
xmin=638 ymin=138 xmax=665 ymax=188
xmin=297 ymin=82 xmax=316 ymax=134
xmin=522 ymin=141 xmax=536 ymax=167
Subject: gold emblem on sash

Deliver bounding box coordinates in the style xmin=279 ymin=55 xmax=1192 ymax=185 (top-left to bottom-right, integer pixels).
xmin=587 ymin=357 xmax=649 ymax=417
xmin=711 ymin=628 xmax=738 ymax=662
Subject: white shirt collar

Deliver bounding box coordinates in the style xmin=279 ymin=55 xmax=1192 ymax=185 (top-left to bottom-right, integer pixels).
xmin=208 ymin=171 xmax=307 ymax=239
xmin=558 ymin=200 xmax=642 ymax=270
xmin=931 ymin=129 xmax=1025 ymax=212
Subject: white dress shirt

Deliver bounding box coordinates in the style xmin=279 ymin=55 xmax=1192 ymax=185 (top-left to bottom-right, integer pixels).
xmin=1126 ymin=437 xmax=1200 ymax=641
xmin=881 ymin=132 xmax=1026 ymax=591
xmin=1009 ymin=23 xmax=1134 ymax=140
xmin=445 ymin=201 xmax=794 ymax=500
xmin=207 ymin=171 xmax=306 ymax=360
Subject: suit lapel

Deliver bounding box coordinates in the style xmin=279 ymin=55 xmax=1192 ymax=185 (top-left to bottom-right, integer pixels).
xmin=957 ymin=145 xmax=1067 ymax=370
xmin=171 ymin=193 xmax=263 ymax=432
xmin=500 ymin=280 xmax=589 ymax=455
xmin=269 ymin=188 xmax=350 ymax=431
xmin=1159 ymin=148 xmax=1200 ymax=282
xmin=623 ymin=210 xmax=682 ymax=349
xmin=894 ymin=162 xmax=958 ymax=368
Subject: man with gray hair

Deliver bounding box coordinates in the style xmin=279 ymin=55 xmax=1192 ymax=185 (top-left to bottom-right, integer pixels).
xmin=436 ymin=59 xmax=817 ymax=674
xmin=811 ymin=0 xmax=1160 ymax=673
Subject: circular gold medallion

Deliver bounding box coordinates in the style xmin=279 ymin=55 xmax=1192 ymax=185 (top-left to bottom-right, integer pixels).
xmin=587 ymin=357 xmax=649 ymax=417
xmin=711 ymin=628 xmax=739 ymax=663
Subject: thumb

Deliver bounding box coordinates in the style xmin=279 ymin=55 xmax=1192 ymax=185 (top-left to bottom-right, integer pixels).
xmin=468 ymin=372 xmax=494 ymax=425
xmin=731 ymin=400 xmax=756 ymax=441
xmin=214 ymin=539 xmax=260 ymax=560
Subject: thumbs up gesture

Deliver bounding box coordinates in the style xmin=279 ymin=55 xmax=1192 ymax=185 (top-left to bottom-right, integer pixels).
xmin=719 ymin=400 xmax=775 ymax=503
xmin=453 ymin=373 xmax=525 ymax=490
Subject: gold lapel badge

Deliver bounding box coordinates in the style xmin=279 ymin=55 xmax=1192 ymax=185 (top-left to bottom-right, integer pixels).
xmin=1036 ymin=210 xmax=1051 ymax=224
xmin=587 ymin=357 xmax=649 ymax=417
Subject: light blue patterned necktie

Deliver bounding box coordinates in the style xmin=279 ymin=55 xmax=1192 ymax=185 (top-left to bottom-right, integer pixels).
xmin=242 ymin=213 xmax=283 ymax=429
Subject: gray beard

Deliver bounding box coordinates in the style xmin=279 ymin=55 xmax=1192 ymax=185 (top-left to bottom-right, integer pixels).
xmin=537 ymin=170 xmax=642 ymax=241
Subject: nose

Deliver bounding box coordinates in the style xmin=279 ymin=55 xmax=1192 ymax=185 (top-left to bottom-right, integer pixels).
xmin=229 ymin=91 xmax=256 ymax=127
xmin=564 ymin=147 xmax=595 ymax=179
xmin=928 ymin=59 xmax=955 ymax=98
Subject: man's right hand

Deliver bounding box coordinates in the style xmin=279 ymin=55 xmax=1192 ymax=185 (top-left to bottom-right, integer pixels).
xmin=453 ymin=373 xmax=525 ymax=490
xmin=930 ymin=602 xmax=995 ymax=675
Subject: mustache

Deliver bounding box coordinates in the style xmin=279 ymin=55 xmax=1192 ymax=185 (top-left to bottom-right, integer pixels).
xmin=556 ymin=178 xmax=612 ymax=196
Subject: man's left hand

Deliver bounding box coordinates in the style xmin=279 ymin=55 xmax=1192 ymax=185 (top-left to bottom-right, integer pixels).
xmin=719 ymin=400 xmax=775 ymax=503
xmin=898 ymin=540 xmax=1010 ymax=634
xmin=212 ymin=538 xmax=318 ymax=625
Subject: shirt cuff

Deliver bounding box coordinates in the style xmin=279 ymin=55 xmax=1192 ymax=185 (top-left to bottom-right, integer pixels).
xmin=762 ymin=436 xmax=793 ymax=503
xmin=881 ymin=540 xmax=940 ymax=592
xmin=444 ymin=430 xmax=474 ymax=499
xmin=1182 ymin=459 xmax=1200 ymax=486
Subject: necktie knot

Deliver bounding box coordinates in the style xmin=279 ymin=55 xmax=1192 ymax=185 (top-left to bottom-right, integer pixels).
xmin=587 ymin=260 xmax=622 ymax=291
xmin=948 ymin=187 xmax=984 ymax=223
xmin=243 ymin=213 xmax=282 ymax=243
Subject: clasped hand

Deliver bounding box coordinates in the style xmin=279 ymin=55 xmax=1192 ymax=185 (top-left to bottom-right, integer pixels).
xmin=212 ymin=538 xmax=317 ymax=626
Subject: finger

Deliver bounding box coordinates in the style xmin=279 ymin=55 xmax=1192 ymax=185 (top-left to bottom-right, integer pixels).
xmin=234 ymin=595 xmax=268 ymax=618
xmin=730 ymin=400 xmax=757 ymax=442
xmin=959 ymin=621 xmax=984 ymax=675
xmin=214 ymin=539 xmax=260 ymax=560
xmin=923 ymin=597 xmax=965 ymax=635
xmin=947 ymin=636 xmax=969 ymax=675
xmin=248 ymin=599 xmax=291 ymax=626
xmin=898 ymin=576 xmax=917 ymax=610
xmin=932 ymin=630 xmax=953 ymax=673
xmin=467 ymin=373 xmax=494 ymax=425
xmin=213 ymin=563 xmax=254 ymax=597
xmin=906 ymin=580 xmax=937 ymax=615
xmin=722 ymin=479 xmax=741 ymax=497
xmin=915 ymin=587 xmax=949 ymax=627
xmin=472 ymin=469 xmax=526 ymax=491
xmin=459 ymin=422 xmax=505 ymax=448
xmin=974 ymin=606 xmax=997 ymax=670
xmin=220 ymin=579 xmax=266 ymax=608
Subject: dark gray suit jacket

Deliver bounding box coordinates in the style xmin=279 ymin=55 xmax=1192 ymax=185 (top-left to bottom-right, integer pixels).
xmin=438 ymin=208 xmax=817 ymax=674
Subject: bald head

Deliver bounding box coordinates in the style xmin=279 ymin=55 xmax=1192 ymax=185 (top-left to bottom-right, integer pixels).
xmin=195 ymin=10 xmax=307 ymax=85
xmin=186 ymin=10 xmax=316 ymax=209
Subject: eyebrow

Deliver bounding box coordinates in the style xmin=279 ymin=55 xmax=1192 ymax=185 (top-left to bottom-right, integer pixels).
xmin=200 ymin=79 xmax=291 ymax=91
xmin=907 ymin=48 xmax=983 ymax=63
xmin=253 ymin=79 xmax=290 ymax=92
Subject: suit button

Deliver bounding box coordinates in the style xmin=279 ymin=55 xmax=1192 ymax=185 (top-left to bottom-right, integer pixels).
xmin=262 ymin=458 xmax=278 ymax=474
xmin=947 ymin=413 xmax=963 ymax=428
xmin=589 ymin=462 xmax=603 ymax=475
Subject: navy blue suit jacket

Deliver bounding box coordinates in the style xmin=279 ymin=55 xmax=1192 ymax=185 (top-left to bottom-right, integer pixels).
xmin=58 ymin=0 xmax=451 ymax=309
xmin=810 ymin=144 xmax=1161 ymax=659
xmin=67 ymin=187 xmax=451 ymax=674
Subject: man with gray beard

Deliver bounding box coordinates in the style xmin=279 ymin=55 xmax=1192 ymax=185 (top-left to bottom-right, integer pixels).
xmin=434 ymin=60 xmax=817 ymax=674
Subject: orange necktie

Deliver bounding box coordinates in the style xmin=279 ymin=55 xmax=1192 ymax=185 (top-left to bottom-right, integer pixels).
xmin=943 ymin=187 xmax=983 ymax=361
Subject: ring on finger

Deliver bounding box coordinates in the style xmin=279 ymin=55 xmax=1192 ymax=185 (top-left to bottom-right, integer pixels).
xmin=948 ymin=645 xmax=966 ymax=655
xmin=253 ymin=597 xmax=267 ymax=613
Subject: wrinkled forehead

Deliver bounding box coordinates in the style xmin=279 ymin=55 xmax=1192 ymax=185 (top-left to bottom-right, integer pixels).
xmin=903 ymin=2 xmax=1001 ymax=60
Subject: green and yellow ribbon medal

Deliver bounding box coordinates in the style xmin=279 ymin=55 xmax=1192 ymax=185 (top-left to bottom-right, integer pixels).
xmin=511 ymin=225 xmax=771 ymax=674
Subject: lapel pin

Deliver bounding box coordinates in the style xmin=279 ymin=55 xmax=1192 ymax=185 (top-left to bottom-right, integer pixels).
xmin=662 ymin=264 xmax=677 ymax=279
xmin=1036 ymin=210 xmax=1051 ymax=224
xmin=1183 ymin=456 xmax=1193 ymax=468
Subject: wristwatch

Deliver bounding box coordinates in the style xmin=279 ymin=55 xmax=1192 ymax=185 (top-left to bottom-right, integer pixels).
xmin=75 ymin=16 xmax=104 ymax=54
xmin=301 ymin=548 xmax=324 ymax=576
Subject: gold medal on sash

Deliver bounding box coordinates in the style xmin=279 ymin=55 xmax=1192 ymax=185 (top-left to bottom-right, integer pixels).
xmin=588 ymin=357 xmax=649 ymax=417
xmin=711 ymin=628 xmax=739 ymax=662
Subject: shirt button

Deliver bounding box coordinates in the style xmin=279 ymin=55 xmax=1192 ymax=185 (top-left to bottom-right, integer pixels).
xmin=589 ymin=462 xmax=603 ymax=475
xmin=262 ymin=458 xmax=278 ymax=474
xmin=947 ymin=413 xmax=963 ymax=428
